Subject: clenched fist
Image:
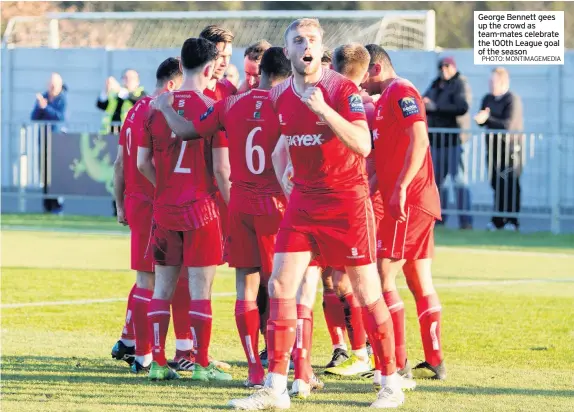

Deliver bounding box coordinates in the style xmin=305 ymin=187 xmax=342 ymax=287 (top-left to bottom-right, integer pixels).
xmin=300 ymin=87 xmax=328 ymax=117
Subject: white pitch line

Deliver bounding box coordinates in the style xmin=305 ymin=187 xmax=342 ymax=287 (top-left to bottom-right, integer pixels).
xmin=3 ymin=279 xmax=571 ymax=309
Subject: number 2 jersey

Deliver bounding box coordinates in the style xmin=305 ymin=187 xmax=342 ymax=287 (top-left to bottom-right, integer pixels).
xmin=142 ymin=90 xmax=221 ymax=231
xmin=192 ymin=88 xmax=285 ymax=216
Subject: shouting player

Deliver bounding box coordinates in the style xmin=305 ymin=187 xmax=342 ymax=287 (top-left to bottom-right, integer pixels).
xmin=137 ymin=37 xmax=232 ymax=383
xmin=111 ymin=57 xmax=182 ymax=373
xmin=229 ymin=19 xmax=413 ymax=410
xmin=365 ymin=44 xmax=446 ymax=381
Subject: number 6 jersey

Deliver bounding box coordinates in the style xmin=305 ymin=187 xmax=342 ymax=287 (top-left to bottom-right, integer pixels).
xmin=192 ymin=88 xmax=284 ymax=216
xmin=141 ymin=90 xmax=220 ymax=231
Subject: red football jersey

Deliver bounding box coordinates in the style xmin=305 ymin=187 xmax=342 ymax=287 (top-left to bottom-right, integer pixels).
xmin=119 ymin=97 xmax=154 ymax=200
xmin=193 ymin=89 xmax=283 ymax=215
xmin=372 ymin=77 xmax=441 ymax=219
xmin=141 ymin=90 xmax=219 ymax=230
xmin=270 ymin=69 xmax=369 ymax=198
xmin=204 ymin=78 xmax=237 ymax=102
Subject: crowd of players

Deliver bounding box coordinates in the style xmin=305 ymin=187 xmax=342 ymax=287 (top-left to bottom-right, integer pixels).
xmin=111 ymin=18 xmax=445 ymax=409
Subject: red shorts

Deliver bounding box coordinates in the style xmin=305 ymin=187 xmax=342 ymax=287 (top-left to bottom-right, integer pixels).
xmin=125 ymin=195 xmax=154 ymax=273
xmin=227 ymin=210 xmax=283 ymax=276
xmin=151 ymin=218 xmax=223 ymax=267
xmin=276 ymin=193 xmax=376 ymax=268
xmin=371 ymin=190 xmax=385 ymax=227
xmin=378 ymin=206 xmax=435 ymax=260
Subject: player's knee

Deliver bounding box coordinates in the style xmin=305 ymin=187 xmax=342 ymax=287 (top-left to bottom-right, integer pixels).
xmin=268 ymin=275 xmax=293 ymax=299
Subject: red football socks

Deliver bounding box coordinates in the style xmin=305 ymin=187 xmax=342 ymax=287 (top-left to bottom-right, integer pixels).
xmin=267 ymin=298 xmax=297 ymax=376
xmin=147 ymin=299 xmax=171 ymax=366
xmin=343 ymin=293 xmax=367 ymax=350
xmin=172 ymin=273 xmax=192 ymax=350
xmin=235 ymin=300 xmax=264 ymax=383
xmin=294 ymin=304 xmax=313 ymax=383
xmin=323 ymin=292 xmax=347 ymax=349
xmin=133 ymin=287 xmax=152 ymax=356
xmin=189 ymin=300 xmax=213 ymax=367
xmin=383 ymin=290 xmax=407 ymax=369
xmin=416 ymin=293 xmax=443 ymax=366
xmin=362 ymin=297 xmax=396 ymax=376
xmin=120 ymin=283 xmax=137 ymax=344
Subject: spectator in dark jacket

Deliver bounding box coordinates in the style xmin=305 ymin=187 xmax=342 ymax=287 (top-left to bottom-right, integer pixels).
xmin=423 ymin=56 xmax=473 ymax=229
xmin=31 ymin=72 xmax=67 ymax=128
xmin=475 ymin=67 xmax=524 ymax=231
xmin=31 ymin=72 xmax=67 ymax=213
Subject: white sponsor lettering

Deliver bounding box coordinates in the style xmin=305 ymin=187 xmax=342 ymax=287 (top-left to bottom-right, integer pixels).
xmin=285 ymin=134 xmax=323 ymax=147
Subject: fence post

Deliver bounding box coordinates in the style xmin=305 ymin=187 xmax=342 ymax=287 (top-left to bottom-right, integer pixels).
xmin=548 ymin=66 xmax=562 ymax=234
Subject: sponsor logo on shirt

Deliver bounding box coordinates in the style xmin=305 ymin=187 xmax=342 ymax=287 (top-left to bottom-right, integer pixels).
xmin=178 ymin=99 xmax=185 ymax=108
xmin=254 ymin=111 xmax=261 ymax=119
xmin=372 ymin=129 xmax=380 ymax=141
xmin=398 ymin=97 xmax=420 ymax=118
xmin=284 ymin=134 xmax=323 ymax=147
xmin=200 ymin=106 xmax=214 ymax=121
xmin=255 ymin=100 xmax=262 ymax=110
xmin=348 ymin=94 xmax=365 ymax=113
xmin=177 ymin=110 xmax=184 ymax=116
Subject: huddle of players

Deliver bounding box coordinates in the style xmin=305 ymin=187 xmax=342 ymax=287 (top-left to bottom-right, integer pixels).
xmin=112 ymin=18 xmax=445 ymax=410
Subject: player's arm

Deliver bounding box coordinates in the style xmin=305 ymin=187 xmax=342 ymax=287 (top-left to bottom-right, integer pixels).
xmin=137 ymin=147 xmax=156 ymax=188
xmin=301 ymin=87 xmax=371 ymax=157
xmin=136 ymin=118 xmax=156 ymax=187
xmin=113 ymin=145 xmax=127 ymax=225
xmin=272 ymin=134 xmax=293 ymax=198
xmin=212 ymin=143 xmax=231 ymax=205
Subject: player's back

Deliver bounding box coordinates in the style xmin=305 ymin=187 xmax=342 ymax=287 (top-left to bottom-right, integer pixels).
xmin=145 ymin=90 xmax=218 ymax=229
xmin=271 ymin=70 xmax=369 ymax=198
xmin=374 ymin=77 xmax=439 ymax=217
xmin=120 ymin=97 xmax=154 ymax=200
xmin=223 ymin=89 xmax=283 ymax=204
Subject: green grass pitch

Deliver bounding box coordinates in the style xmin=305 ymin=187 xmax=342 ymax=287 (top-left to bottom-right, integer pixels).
xmin=1 ymin=214 xmax=573 ymax=411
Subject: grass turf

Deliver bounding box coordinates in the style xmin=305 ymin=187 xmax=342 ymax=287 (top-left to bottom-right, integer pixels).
xmin=1 ymin=215 xmax=574 ymax=411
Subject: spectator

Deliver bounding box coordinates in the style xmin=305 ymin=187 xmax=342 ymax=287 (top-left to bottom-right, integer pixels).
xmin=224 ymin=64 xmax=240 ymax=88
xmin=475 ymin=67 xmax=524 ymax=232
xmin=423 ymin=56 xmax=473 ymax=229
xmin=31 ymin=72 xmax=67 ymax=214
xmin=97 ymin=69 xmax=146 ymax=135
xmin=31 ymin=72 xmax=67 ymax=127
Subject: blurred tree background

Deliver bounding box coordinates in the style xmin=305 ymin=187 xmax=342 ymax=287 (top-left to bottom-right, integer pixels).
xmin=2 ymin=1 xmax=572 ymax=48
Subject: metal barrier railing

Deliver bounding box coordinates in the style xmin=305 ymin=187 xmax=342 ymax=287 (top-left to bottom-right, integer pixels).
xmin=1 ymin=122 xmax=572 ymax=233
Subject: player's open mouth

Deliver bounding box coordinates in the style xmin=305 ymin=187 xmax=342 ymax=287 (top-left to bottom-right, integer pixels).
xmin=302 ymin=55 xmax=313 ymax=64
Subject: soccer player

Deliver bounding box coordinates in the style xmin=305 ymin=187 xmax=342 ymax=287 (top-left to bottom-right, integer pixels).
xmin=365 ymin=44 xmax=446 ymax=381
xmin=111 ymin=57 xmax=182 ymax=373
xmin=229 ymin=19 xmax=413 ymax=410
xmin=137 ymin=37 xmax=232 ymax=382
xmin=238 ymin=40 xmax=272 ymax=92
xmin=154 ymin=47 xmax=324 ymax=396
xmin=321 ymin=49 xmax=333 ymax=69
xmin=200 ymin=25 xmax=237 ymax=101
xmin=321 ymin=43 xmax=376 ymax=378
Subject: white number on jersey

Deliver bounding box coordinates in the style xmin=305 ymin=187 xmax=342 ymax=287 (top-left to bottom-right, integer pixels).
xmin=174 ymin=141 xmax=191 ymax=174
xmin=125 ymin=127 xmax=132 ymax=156
xmin=246 ymin=127 xmax=264 ymax=175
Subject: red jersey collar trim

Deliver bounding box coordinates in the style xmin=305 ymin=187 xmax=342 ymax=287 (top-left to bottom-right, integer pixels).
xmin=290 ymin=68 xmax=326 ymax=99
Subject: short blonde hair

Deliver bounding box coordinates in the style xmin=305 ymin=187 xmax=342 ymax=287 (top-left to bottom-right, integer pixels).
xmin=332 ymin=43 xmax=370 ymax=80
xmin=283 ymin=18 xmax=324 ymax=44
xmin=492 ymin=67 xmax=509 ymax=81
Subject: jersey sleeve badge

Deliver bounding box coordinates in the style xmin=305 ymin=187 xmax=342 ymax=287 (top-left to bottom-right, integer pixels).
xmin=348 ymin=94 xmax=366 ymax=113
xmin=200 ymin=105 xmax=215 ymax=121
xmin=398 ymin=97 xmax=420 ymax=118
